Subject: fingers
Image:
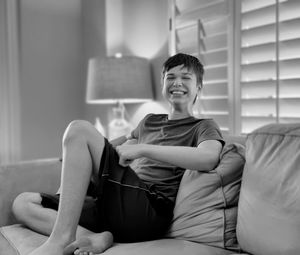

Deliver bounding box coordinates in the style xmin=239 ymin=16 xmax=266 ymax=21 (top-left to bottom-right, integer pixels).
xmin=119 ymin=157 xmax=133 ymax=167
xmin=115 ymin=145 xmax=122 ymax=155
xmin=116 ymin=145 xmax=134 ymax=166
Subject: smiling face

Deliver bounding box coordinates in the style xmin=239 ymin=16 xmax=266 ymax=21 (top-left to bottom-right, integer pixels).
xmin=162 ymin=64 xmax=199 ymax=115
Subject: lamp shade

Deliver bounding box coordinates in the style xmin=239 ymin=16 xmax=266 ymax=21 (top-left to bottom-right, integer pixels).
xmin=86 ymin=56 xmax=153 ymax=104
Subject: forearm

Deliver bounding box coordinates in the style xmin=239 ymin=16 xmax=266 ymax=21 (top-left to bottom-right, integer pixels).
xmin=110 ymin=135 xmax=127 ymax=147
xmin=141 ymin=144 xmax=220 ymax=171
xmin=116 ymin=140 xmax=222 ymax=171
xmin=109 ymin=135 xmax=137 ymax=147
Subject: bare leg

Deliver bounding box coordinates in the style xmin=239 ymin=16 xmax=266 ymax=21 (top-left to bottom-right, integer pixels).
xmin=12 ymin=192 xmax=113 ymax=254
xmin=24 ymin=120 xmax=112 ymax=255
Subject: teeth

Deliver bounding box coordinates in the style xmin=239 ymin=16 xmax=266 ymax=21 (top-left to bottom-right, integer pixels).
xmin=171 ymin=91 xmax=185 ymax=95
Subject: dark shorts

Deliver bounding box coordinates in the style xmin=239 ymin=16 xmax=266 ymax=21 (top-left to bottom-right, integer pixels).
xmin=41 ymin=138 xmax=174 ymax=243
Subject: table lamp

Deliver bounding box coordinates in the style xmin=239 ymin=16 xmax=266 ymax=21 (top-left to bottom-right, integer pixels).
xmin=86 ymin=56 xmax=153 ymax=140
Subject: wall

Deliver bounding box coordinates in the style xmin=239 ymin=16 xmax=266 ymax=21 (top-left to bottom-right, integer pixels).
xmin=83 ymin=0 xmax=170 ymax=130
xmin=124 ymin=0 xmax=170 ymax=126
xmin=18 ymin=0 xmax=169 ymax=160
xmin=82 ymin=0 xmax=108 ymax=128
xmin=0 ymin=0 xmax=21 ymax=163
xmin=19 ymin=0 xmax=84 ymax=160
xmin=122 ymin=0 xmax=170 ymax=127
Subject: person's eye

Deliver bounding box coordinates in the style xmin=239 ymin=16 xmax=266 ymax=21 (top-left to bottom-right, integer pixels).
xmin=182 ymin=76 xmax=191 ymax=80
xmin=166 ymin=76 xmax=175 ymax=81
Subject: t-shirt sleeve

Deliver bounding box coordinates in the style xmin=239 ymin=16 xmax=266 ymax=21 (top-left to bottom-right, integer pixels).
xmin=130 ymin=113 xmax=152 ymax=140
xmin=196 ymin=119 xmax=225 ymax=147
xmin=131 ymin=123 xmax=140 ymax=140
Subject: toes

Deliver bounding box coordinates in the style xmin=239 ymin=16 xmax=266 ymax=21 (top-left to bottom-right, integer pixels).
xmin=77 ymin=251 xmax=94 ymax=255
xmin=75 ymin=247 xmax=94 ymax=255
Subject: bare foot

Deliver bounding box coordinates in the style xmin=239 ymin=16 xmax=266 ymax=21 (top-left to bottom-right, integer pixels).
xmin=64 ymin=231 xmax=113 ymax=255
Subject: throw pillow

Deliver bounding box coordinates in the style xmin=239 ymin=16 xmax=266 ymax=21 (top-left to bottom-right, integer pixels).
xmin=167 ymin=142 xmax=245 ymax=251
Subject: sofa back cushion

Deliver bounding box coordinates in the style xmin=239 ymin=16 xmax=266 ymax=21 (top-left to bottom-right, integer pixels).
xmin=0 ymin=158 xmax=61 ymax=226
xmin=237 ymin=123 xmax=300 ymax=255
xmin=167 ymin=142 xmax=245 ymax=251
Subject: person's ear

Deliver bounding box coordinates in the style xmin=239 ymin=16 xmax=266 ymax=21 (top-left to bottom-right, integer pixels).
xmin=160 ymin=74 xmax=165 ymax=87
xmin=193 ymin=86 xmax=201 ymax=105
xmin=195 ymin=85 xmax=202 ymax=101
xmin=198 ymin=81 xmax=203 ymax=90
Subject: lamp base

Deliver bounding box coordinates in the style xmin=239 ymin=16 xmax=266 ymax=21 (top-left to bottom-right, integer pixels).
xmin=94 ymin=117 xmax=106 ymax=137
xmin=108 ymin=103 xmax=132 ymax=140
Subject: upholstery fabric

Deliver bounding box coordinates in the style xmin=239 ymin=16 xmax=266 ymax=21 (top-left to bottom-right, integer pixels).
xmin=0 ymin=158 xmax=61 ymax=226
xmin=167 ymin=143 xmax=245 ymax=251
xmin=0 ymin=228 xmax=17 ymax=255
xmin=0 ymin=137 xmax=246 ymax=255
xmin=0 ymin=224 xmax=233 ymax=255
xmin=237 ymin=123 xmax=300 ymax=255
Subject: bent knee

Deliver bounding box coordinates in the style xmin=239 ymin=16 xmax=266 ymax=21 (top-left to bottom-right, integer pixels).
xmin=67 ymin=120 xmax=92 ymax=131
xmin=63 ymin=120 xmax=99 ymax=144
xmin=12 ymin=192 xmax=42 ymax=222
xmin=63 ymin=120 xmax=104 ymax=146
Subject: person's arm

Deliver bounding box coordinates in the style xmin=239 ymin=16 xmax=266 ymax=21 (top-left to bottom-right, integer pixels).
xmin=116 ymin=139 xmax=222 ymax=172
xmin=109 ymin=135 xmax=127 ymax=147
xmin=109 ymin=134 xmax=137 ymax=148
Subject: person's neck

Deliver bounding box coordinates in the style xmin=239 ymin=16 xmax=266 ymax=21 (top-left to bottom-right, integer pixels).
xmin=168 ymin=109 xmax=193 ymax=120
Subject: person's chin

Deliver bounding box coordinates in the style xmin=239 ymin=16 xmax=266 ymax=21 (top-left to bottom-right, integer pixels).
xmin=169 ymin=95 xmax=186 ymax=101
xmin=169 ymin=99 xmax=188 ymax=107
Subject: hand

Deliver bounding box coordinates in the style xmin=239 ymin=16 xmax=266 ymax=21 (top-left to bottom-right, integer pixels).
xmin=116 ymin=144 xmax=144 ymax=167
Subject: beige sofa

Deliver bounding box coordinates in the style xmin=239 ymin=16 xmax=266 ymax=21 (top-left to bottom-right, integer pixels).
xmin=1 ymin=123 xmax=300 ymax=255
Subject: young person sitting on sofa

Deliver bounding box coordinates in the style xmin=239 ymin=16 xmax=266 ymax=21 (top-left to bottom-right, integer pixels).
xmin=11 ymin=53 xmax=224 ymax=255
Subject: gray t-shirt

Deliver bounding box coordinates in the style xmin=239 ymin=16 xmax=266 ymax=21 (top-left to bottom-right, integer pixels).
xmin=131 ymin=113 xmax=224 ymax=202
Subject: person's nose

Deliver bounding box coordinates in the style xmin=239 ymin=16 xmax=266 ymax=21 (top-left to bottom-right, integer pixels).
xmin=173 ymin=78 xmax=183 ymax=87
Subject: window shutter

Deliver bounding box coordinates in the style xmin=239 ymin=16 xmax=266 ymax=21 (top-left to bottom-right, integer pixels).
xmin=240 ymin=0 xmax=300 ymax=133
xmin=169 ymin=0 xmax=233 ymax=135
xmin=169 ymin=0 xmax=300 ymax=135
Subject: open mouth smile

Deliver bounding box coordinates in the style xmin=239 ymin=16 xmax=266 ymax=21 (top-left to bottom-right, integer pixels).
xmin=170 ymin=90 xmax=187 ymax=95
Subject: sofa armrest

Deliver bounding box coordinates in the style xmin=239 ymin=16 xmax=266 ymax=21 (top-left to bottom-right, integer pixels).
xmin=0 ymin=158 xmax=62 ymax=226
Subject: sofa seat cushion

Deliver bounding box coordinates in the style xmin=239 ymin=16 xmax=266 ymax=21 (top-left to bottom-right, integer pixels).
xmin=0 ymin=228 xmax=17 ymax=255
xmin=237 ymin=123 xmax=300 ymax=255
xmin=167 ymin=143 xmax=245 ymax=251
xmin=0 ymin=224 xmax=233 ymax=255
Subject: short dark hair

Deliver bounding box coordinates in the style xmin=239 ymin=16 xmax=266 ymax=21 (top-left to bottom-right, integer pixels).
xmin=161 ymin=53 xmax=204 ymax=89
